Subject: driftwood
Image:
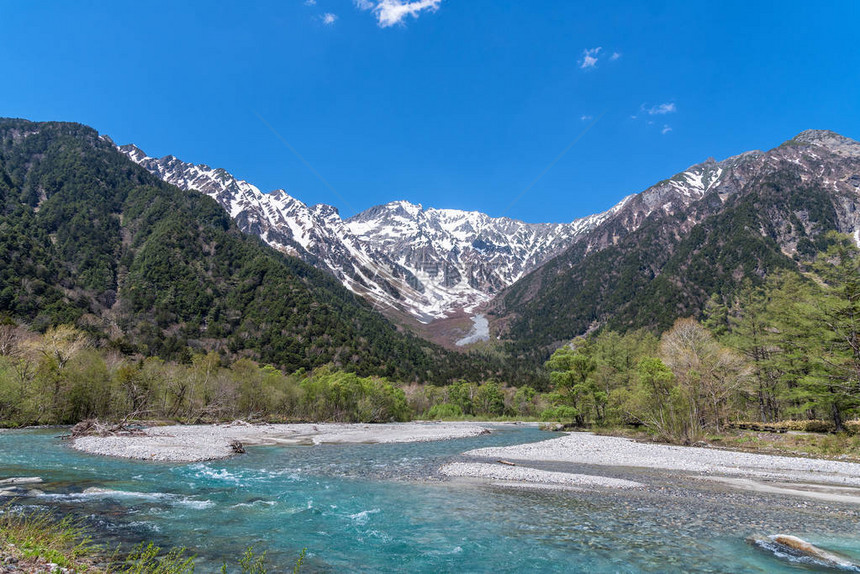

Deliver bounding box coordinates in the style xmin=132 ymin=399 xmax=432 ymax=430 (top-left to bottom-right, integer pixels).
xmin=224 ymin=419 xmax=253 ymax=427
xmin=68 ymin=414 xmax=146 ymax=438
xmin=496 ymin=460 xmax=517 ymax=467
xmin=230 ymin=440 xmax=246 ymax=454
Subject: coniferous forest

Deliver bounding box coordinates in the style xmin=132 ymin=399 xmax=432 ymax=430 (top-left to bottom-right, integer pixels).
xmin=0 ymin=118 xmax=859 ymax=443
xmin=0 ymin=119 xmax=526 ymax=387
xmin=4 ymin=4 xmax=860 ymax=572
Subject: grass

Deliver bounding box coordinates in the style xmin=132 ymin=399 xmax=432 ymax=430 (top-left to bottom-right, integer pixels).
xmin=712 ymin=430 xmax=860 ymax=461
xmin=417 ymin=414 xmax=544 ymax=422
xmin=116 ymin=543 xmax=195 ymax=573
xmin=1 ymin=505 xmax=305 ymax=573
xmin=0 ymin=506 xmax=98 ymax=570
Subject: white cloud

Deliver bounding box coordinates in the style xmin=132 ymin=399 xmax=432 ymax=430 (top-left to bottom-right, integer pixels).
xmin=580 ymin=115 xmax=593 ymax=121
xmin=322 ymin=12 xmax=338 ymax=25
xmin=631 ymin=103 xmax=677 ymax=135
xmin=645 ymin=102 xmax=677 ymax=115
xmin=304 ymin=0 xmax=316 ymax=5
xmin=355 ymin=0 xmax=441 ymax=28
xmin=610 ymin=51 xmax=621 ymax=61
xmin=579 ymin=47 xmax=602 ymax=69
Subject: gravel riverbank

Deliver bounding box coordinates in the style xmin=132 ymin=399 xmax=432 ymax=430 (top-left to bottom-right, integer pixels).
xmin=462 ymin=432 xmax=860 ymax=485
xmin=71 ymin=421 xmax=493 ymax=462
xmin=440 ymin=462 xmax=643 ymax=489
xmin=70 ymin=424 xmax=860 ymax=503
xmin=449 ymin=431 xmax=860 ymax=501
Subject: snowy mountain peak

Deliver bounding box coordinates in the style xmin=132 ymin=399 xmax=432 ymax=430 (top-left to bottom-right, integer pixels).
xmin=119 ymin=143 xmax=147 ymax=163
xmin=310 ymin=203 xmax=340 ymax=219
xmin=118 ymin=145 xmax=631 ymax=327
xmin=119 ymin=130 xmax=860 ymax=341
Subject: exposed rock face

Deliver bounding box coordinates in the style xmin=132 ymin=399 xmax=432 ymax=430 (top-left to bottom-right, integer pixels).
xmin=342 ymin=200 xmax=627 ymax=320
xmin=121 ymin=130 xmax=860 ymax=350
xmin=119 ymin=144 xmax=626 ymax=323
xmin=553 ymin=131 xmax=860 ymax=260
xmin=488 ymin=130 xmax=860 ymax=350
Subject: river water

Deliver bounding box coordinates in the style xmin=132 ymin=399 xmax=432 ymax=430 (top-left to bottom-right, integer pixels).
xmin=1 ymin=426 xmax=859 ymax=572
xmin=455 ymin=314 xmax=490 ymax=346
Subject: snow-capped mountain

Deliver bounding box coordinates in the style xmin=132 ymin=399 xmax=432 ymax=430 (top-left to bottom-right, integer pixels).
xmin=489 ymin=130 xmax=860 ymax=347
xmin=343 ymin=200 xmax=628 ymax=320
xmin=573 ymin=130 xmax=860 ymax=257
xmin=118 ymin=144 xmax=626 ymax=323
xmin=120 ymin=130 xmax=859 ymax=341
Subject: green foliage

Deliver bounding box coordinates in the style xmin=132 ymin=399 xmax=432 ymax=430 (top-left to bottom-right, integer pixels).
xmin=298 ymin=369 xmax=409 ymax=422
xmin=511 ymin=386 xmax=538 ymax=417
xmin=496 ymin=163 xmax=844 ymax=368
xmin=0 ymin=118 xmax=516 ymax=386
xmin=0 ymin=506 xmax=94 ymax=567
xmin=115 ymin=543 xmax=195 ymax=574
xmin=722 ymin=235 xmax=860 ymax=430
xmin=426 ymin=403 xmax=463 ymax=419
xmin=0 ymin=323 xmax=552 ymax=426
xmin=545 ymin=343 xmax=601 ymax=425
xmin=412 ymin=379 xmax=545 ymax=420
xmin=539 ymin=405 xmax=579 ymax=423
xmin=620 ymin=356 xmax=688 ymax=441
xmin=293 ymin=548 xmax=306 ymax=574
xmin=473 ymin=381 xmax=505 ymax=416
xmin=234 ymin=546 xmax=267 ymax=574
xmin=804 ymin=234 xmax=860 ymax=429
xmin=0 ymin=517 xmax=301 ymax=573
xmin=446 ymin=380 xmax=476 ymax=416
xmin=0 ymin=505 xmax=302 ymax=574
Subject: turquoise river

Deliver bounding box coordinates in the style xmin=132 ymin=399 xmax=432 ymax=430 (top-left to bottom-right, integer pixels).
xmin=1 ymin=426 xmax=859 ymax=572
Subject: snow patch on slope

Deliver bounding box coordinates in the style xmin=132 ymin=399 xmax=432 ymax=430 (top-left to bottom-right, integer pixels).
xmin=118 ymin=144 xmax=636 ymax=323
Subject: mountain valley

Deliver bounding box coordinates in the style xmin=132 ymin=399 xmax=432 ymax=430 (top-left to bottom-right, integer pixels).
xmin=120 ymin=131 xmax=860 ymax=356
xmin=119 ymin=144 xmax=627 ymax=329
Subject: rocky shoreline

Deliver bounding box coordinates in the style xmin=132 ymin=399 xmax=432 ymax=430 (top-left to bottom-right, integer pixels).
xmin=68 ymin=423 xmax=860 ymax=503
xmin=448 ymin=431 xmax=860 ymax=502
xmin=0 ymin=544 xmax=80 ymax=574
xmin=440 ymin=462 xmax=644 ymax=489
xmin=70 ymin=421 xmax=495 ymax=462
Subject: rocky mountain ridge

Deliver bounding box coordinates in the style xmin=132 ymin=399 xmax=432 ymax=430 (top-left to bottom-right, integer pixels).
xmin=121 ymin=130 xmax=860 ymax=356
xmin=119 ymin=144 xmax=630 ymax=323
xmin=0 ymin=118 xmax=497 ymax=382
xmin=489 ymin=129 xmax=860 ymax=357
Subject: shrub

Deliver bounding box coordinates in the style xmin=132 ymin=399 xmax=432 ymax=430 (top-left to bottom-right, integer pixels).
xmin=539 ymin=405 xmax=579 ymax=423
xmin=426 ymin=403 xmax=463 ymax=419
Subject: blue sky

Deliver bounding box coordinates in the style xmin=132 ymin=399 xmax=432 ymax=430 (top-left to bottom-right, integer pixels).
xmin=2 ymin=1 xmax=858 ymax=222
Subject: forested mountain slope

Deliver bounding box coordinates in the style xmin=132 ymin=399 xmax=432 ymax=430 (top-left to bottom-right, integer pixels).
xmin=0 ymin=118 xmax=499 ymax=383
xmin=119 ymin=144 xmax=626 ymax=324
xmin=490 ymin=130 xmax=860 ymax=362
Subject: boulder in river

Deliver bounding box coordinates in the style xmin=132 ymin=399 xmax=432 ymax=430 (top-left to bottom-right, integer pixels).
xmin=0 ymin=477 xmax=43 ymax=486
xmin=748 ymin=534 xmax=860 ymax=571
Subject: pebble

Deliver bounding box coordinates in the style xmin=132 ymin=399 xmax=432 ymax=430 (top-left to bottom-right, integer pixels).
xmin=71 ymin=421 xmax=499 ymax=462
xmin=440 ymin=462 xmax=644 ymax=488
xmin=0 ymin=548 xmax=78 ymax=574
xmin=463 ymin=432 xmax=860 ymax=487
